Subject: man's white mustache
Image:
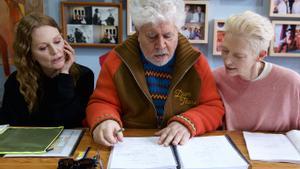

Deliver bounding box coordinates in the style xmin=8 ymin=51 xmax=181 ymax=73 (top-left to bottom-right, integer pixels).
xmin=154 ymin=50 xmax=168 ymax=55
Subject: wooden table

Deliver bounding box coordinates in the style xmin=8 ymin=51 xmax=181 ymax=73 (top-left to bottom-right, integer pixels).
xmin=0 ymin=129 xmax=299 ymax=169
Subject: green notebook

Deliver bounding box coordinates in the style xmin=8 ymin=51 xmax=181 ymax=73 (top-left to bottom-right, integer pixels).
xmin=0 ymin=126 xmax=64 ymax=154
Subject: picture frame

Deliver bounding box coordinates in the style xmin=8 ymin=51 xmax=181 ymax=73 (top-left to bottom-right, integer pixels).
xmin=269 ymin=0 xmax=300 ymax=18
xmin=126 ymin=0 xmax=135 ymax=35
xmin=213 ymin=19 xmax=225 ymax=55
xmin=270 ymin=20 xmax=300 ymax=57
xmin=61 ymin=1 xmax=122 ymax=48
xmin=181 ymin=0 xmax=208 ymax=44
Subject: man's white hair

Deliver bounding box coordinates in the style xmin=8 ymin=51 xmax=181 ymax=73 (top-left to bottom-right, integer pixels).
xmin=224 ymin=10 xmax=274 ymax=54
xmin=130 ymin=0 xmax=185 ymax=30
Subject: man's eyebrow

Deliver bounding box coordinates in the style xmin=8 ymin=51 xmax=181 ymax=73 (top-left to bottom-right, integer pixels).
xmin=146 ymin=32 xmax=156 ymax=36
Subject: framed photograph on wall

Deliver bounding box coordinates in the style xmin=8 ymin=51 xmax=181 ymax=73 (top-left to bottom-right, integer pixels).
xmin=126 ymin=0 xmax=135 ymax=35
xmin=269 ymin=0 xmax=300 ymax=18
xmin=181 ymin=0 xmax=208 ymax=44
xmin=61 ymin=1 xmax=122 ymax=48
xmin=213 ymin=19 xmax=225 ymax=55
xmin=270 ymin=20 xmax=300 ymax=57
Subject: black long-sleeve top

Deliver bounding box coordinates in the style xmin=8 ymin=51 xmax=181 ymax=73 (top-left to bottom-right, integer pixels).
xmin=0 ymin=64 xmax=94 ymax=128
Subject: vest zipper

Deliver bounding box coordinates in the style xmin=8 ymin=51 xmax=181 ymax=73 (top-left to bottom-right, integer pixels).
xmin=116 ymin=53 xmax=160 ymax=128
xmin=163 ymin=58 xmax=199 ymax=119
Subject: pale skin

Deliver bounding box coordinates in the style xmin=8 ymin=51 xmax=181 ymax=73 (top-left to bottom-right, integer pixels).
xmin=31 ymin=25 xmax=75 ymax=77
xmin=93 ymin=21 xmax=191 ymax=147
xmin=220 ymin=34 xmax=266 ymax=80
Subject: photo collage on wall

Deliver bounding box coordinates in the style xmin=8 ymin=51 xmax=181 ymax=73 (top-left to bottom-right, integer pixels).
xmin=180 ymin=1 xmax=208 ymax=44
xmin=269 ymin=0 xmax=300 ymax=57
xmin=61 ymin=2 xmax=122 ymax=47
xmin=212 ymin=19 xmax=225 ymax=56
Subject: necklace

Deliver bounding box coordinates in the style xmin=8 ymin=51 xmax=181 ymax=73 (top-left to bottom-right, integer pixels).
xmin=257 ymin=61 xmax=264 ymax=77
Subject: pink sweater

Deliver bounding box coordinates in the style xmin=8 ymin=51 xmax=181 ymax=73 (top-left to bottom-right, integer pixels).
xmin=213 ymin=64 xmax=300 ymax=132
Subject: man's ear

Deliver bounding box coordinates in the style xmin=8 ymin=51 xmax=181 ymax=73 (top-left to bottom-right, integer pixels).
xmin=257 ymin=50 xmax=267 ymax=61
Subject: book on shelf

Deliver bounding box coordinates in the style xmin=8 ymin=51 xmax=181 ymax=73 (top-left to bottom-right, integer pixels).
xmin=0 ymin=126 xmax=64 ymax=154
xmin=108 ymin=135 xmax=250 ymax=169
xmin=243 ymin=130 xmax=300 ymax=164
xmin=4 ymin=128 xmax=84 ymax=157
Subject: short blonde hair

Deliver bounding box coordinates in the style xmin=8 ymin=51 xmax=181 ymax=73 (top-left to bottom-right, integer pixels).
xmin=130 ymin=0 xmax=185 ymax=30
xmin=224 ymin=11 xmax=274 ymax=54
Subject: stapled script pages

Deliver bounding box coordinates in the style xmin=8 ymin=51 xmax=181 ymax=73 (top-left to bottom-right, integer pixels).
xmin=244 ymin=130 xmax=300 ymax=164
xmin=108 ymin=136 xmax=249 ymax=169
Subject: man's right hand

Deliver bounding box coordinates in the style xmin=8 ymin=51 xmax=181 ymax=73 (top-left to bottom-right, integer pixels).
xmin=92 ymin=120 xmax=123 ymax=146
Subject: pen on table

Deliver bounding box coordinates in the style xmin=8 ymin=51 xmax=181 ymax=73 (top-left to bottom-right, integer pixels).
xmin=46 ymin=147 xmax=54 ymax=152
xmin=114 ymin=128 xmax=125 ymax=136
xmin=95 ymin=149 xmax=104 ymax=169
xmin=82 ymin=146 xmax=91 ymax=159
xmin=75 ymin=147 xmax=90 ymax=160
